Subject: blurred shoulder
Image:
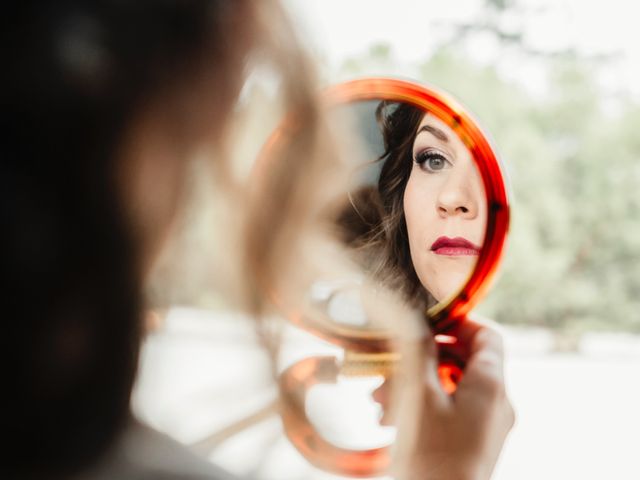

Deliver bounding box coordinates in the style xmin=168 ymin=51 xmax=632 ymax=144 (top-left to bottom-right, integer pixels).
xmin=75 ymin=420 xmax=239 ymax=480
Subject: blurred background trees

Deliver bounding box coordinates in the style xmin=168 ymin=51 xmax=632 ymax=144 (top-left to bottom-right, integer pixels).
xmin=336 ymin=0 xmax=640 ymax=340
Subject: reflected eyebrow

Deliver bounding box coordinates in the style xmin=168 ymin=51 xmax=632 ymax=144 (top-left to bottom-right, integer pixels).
xmin=416 ymin=124 xmax=449 ymax=143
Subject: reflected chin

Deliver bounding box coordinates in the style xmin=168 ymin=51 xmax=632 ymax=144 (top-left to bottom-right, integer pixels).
xmin=428 ymin=275 xmax=468 ymax=303
xmin=421 ymin=255 xmax=479 ymax=303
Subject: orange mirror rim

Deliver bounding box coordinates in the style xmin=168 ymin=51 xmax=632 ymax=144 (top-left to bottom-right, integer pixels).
xmin=255 ymin=77 xmax=510 ymax=349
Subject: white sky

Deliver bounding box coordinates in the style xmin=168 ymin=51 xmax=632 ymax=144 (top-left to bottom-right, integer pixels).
xmin=283 ymin=0 xmax=640 ymax=99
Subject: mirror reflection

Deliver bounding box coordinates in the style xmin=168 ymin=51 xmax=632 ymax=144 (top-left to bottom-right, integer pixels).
xmin=332 ymin=100 xmax=487 ymax=314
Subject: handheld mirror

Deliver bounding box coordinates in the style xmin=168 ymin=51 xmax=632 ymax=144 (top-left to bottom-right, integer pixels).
xmin=256 ymin=78 xmax=509 ymax=477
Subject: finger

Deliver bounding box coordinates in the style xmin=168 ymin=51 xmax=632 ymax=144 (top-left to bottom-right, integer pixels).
xmin=420 ymin=331 xmax=455 ymax=411
xmin=386 ymin=330 xmax=449 ymax=416
xmin=422 ymin=326 xmax=443 ymax=384
xmin=440 ymin=314 xmax=489 ymax=367
xmin=455 ymin=313 xmax=502 ymax=352
xmin=404 ymin=313 xmax=444 ymax=396
xmin=456 ymin=322 xmax=506 ymax=399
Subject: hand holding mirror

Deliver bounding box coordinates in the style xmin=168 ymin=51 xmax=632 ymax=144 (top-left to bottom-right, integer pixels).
xmin=255 ymin=78 xmax=510 ymax=477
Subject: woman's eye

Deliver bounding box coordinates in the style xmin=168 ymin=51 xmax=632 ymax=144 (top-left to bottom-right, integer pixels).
xmin=414 ymin=150 xmax=451 ymax=172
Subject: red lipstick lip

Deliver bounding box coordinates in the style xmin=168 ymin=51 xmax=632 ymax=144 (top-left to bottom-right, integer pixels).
xmin=430 ymin=236 xmax=481 ymax=256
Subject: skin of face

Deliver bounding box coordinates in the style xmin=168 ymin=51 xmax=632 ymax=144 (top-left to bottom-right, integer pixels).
xmin=403 ymin=113 xmax=487 ymax=303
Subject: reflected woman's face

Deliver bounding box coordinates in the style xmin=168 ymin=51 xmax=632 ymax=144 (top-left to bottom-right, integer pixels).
xmin=403 ymin=113 xmax=487 ymax=302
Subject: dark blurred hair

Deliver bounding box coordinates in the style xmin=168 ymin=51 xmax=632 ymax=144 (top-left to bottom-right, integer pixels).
xmin=335 ymin=101 xmax=434 ymax=307
xmin=2 ymin=1 xmax=253 ymax=477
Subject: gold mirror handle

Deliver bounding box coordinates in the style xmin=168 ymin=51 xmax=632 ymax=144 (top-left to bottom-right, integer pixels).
xmin=279 ymin=356 xmax=390 ymax=477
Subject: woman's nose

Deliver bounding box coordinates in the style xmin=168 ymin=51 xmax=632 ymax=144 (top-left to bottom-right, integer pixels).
xmin=436 ymin=168 xmax=479 ymax=219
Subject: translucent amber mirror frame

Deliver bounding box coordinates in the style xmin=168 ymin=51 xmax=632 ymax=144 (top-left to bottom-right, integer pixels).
xmin=257 ymin=77 xmax=510 ymax=350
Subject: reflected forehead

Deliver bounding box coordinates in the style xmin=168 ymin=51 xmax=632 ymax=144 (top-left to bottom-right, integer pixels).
xmin=416 ymin=113 xmax=457 ymax=142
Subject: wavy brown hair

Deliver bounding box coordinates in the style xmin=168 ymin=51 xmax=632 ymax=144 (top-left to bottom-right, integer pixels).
xmin=336 ymin=101 xmax=435 ymax=308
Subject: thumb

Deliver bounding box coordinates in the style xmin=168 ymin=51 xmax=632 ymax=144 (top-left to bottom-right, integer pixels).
xmin=455 ymin=318 xmax=506 ymax=402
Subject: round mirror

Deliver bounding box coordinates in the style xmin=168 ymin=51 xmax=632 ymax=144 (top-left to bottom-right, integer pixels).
xmin=330 ymin=98 xmax=488 ymax=314
xmin=256 ymin=78 xmax=510 ymax=477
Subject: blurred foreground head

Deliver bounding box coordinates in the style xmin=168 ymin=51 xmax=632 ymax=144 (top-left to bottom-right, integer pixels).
xmin=2 ymin=1 xmax=324 ymax=477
